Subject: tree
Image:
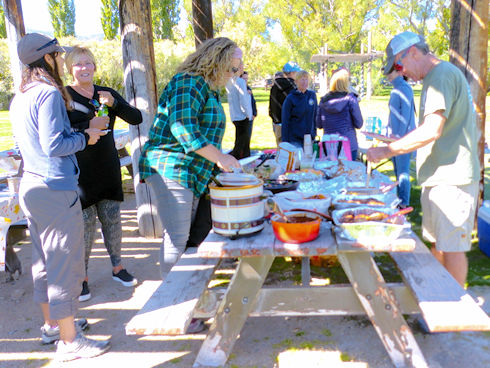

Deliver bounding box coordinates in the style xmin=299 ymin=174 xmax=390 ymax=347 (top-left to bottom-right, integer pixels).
xmin=264 ymin=0 xmax=381 ymax=70
xmin=151 ymin=0 xmax=180 ymax=40
xmin=0 ymin=3 xmax=6 ymax=38
xmin=374 ymin=0 xmax=451 ymax=59
xmin=48 ymin=0 xmax=75 ymax=37
xmin=101 ymin=0 xmax=119 ymax=40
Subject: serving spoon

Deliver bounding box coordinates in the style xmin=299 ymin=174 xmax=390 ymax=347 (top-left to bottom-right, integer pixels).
xmin=266 ymin=198 xmax=290 ymax=223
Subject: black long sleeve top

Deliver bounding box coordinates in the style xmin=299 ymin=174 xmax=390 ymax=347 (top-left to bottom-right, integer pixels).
xmin=66 ymin=85 xmax=142 ymax=209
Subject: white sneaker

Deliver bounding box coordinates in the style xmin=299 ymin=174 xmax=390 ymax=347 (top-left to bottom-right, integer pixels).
xmin=41 ymin=318 xmax=89 ymax=345
xmin=56 ymin=332 xmax=111 ymax=361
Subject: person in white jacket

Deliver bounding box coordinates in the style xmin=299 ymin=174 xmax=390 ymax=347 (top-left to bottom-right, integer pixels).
xmin=226 ymin=61 xmax=253 ymax=159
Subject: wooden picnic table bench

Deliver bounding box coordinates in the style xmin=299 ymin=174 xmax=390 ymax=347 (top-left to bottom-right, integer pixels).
xmin=126 ymin=222 xmax=490 ymax=368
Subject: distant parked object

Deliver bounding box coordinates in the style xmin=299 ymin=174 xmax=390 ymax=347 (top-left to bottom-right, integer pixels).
xmin=264 ymin=78 xmax=274 ymax=90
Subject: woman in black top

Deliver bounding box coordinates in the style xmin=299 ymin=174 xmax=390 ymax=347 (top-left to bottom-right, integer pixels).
xmin=65 ymin=46 xmax=142 ymax=301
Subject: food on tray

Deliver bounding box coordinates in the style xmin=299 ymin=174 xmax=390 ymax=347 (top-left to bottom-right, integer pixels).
xmin=337 ymin=198 xmax=385 ymax=206
xmin=284 ymin=169 xmax=325 ymax=182
xmin=263 ymin=178 xmax=299 ymax=194
xmin=339 ymin=210 xmax=389 ymax=223
xmin=305 ymin=194 xmax=327 ymax=200
xmin=253 ymin=159 xmax=282 ymax=180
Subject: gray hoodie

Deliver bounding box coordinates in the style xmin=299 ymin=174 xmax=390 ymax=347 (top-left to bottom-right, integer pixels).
xmin=10 ymin=82 xmax=87 ymax=191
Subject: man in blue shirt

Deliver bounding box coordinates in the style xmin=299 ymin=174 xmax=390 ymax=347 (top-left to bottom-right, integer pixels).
xmin=385 ymin=68 xmax=416 ymax=207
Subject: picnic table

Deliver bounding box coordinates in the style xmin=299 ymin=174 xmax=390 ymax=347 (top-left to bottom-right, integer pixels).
xmin=0 ymin=189 xmax=24 ymax=272
xmin=127 ymin=221 xmax=490 ymax=367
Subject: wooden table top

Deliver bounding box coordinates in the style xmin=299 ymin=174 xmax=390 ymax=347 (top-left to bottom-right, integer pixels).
xmin=198 ymin=220 xmax=417 ymax=258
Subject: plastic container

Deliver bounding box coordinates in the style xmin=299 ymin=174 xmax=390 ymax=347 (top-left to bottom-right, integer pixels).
xmin=477 ymin=201 xmax=490 ymax=256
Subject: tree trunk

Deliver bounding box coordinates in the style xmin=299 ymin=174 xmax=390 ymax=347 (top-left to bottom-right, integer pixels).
xmin=449 ymin=0 xmax=489 ymax=211
xmin=192 ymin=0 xmax=213 ymax=47
xmin=2 ymin=0 xmax=25 ymax=91
xmin=119 ymin=0 xmax=162 ymax=238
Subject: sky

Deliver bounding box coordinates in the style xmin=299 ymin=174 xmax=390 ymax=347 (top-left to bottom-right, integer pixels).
xmin=21 ymin=0 xmax=104 ymax=39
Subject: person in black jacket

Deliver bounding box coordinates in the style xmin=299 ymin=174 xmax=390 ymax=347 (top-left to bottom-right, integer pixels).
xmin=65 ymin=46 xmax=143 ymax=302
xmin=268 ymin=61 xmax=301 ymax=146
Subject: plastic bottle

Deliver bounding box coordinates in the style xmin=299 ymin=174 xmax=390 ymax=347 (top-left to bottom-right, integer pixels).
xmin=98 ymin=104 xmax=109 ymax=117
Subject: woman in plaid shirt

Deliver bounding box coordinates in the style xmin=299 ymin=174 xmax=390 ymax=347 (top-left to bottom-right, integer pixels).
xmin=140 ymin=38 xmax=241 ymax=290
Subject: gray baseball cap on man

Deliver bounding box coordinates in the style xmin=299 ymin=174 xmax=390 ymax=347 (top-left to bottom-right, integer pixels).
xmin=17 ymin=33 xmax=70 ymax=65
xmin=383 ymin=31 xmax=424 ymax=75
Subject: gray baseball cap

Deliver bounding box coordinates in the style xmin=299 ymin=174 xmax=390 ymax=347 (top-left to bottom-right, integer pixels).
xmin=383 ymin=31 xmax=424 ymax=75
xmin=17 ymin=33 xmax=71 ymax=65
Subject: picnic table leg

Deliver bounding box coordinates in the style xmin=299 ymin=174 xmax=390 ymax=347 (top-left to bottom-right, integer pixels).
xmin=0 ymin=220 xmax=11 ymax=272
xmin=118 ymin=147 xmax=134 ymax=178
xmin=337 ymin=252 xmax=428 ymax=368
xmin=301 ymin=257 xmax=311 ymax=286
xmin=193 ymin=255 xmax=274 ymax=368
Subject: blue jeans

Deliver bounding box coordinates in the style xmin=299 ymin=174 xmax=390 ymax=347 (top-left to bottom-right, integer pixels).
xmin=392 ymin=153 xmax=412 ymax=206
xmin=83 ymin=199 xmax=122 ymax=273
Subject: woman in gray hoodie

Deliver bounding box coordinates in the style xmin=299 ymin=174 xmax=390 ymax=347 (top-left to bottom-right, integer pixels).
xmin=10 ymin=33 xmax=109 ymax=361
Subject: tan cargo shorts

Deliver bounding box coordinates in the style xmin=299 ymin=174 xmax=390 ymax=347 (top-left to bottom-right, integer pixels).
xmin=421 ymin=182 xmax=478 ymax=252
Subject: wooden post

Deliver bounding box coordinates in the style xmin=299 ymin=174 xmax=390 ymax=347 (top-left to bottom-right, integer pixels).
xmin=449 ymin=0 xmax=489 ymax=212
xmin=192 ymin=0 xmax=213 ymax=47
xmin=2 ymin=0 xmax=25 ymax=91
xmin=360 ymin=43 xmax=365 ymax=98
xmin=119 ymin=0 xmax=162 ymax=238
xmin=366 ymin=30 xmax=372 ymax=100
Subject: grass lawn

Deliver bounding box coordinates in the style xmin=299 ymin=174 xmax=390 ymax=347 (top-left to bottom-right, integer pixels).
xmin=1 ymin=89 xmax=489 ymax=286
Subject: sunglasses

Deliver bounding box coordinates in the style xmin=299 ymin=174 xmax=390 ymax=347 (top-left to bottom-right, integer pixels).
xmin=230 ymin=66 xmax=239 ymax=73
xmin=36 ymin=38 xmax=59 ymax=52
xmin=393 ymin=48 xmax=410 ymax=70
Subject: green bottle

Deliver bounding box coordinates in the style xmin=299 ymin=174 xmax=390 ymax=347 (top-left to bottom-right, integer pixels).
xmin=98 ymin=104 xmax=109 ymax=117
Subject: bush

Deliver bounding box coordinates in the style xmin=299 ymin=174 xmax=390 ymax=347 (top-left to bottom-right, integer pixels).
xmin=0 ymin=40 xmax=13 ymax=109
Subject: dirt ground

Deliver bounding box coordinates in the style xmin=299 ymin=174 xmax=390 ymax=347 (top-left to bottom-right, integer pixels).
xmin=1 ymin=192 xmax=489 ymax=368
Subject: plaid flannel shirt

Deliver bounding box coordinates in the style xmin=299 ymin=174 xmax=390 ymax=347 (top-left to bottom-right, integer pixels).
xmin=139 ymin=73 xmax=225 ymax=196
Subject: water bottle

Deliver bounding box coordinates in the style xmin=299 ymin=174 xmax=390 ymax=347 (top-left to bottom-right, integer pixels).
xmin=365 ymin=117 xmax=374 ymax=141
xmin=375 ymin=117 xmax=382 ymax=135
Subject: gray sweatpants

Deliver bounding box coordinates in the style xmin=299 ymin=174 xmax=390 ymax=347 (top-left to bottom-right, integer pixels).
xmin=19 ymin=174 xmax=84 ymax=320
xmin=145 ymin=174 xmax=199 ymax=279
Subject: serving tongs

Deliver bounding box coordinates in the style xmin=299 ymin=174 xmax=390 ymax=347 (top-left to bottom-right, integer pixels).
xmin=384 ymin=206 xmax=413 ymax=223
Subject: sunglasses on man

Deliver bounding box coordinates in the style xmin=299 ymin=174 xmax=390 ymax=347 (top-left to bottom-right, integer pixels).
xmin=394 ymin=47 xmax=410 ymax=71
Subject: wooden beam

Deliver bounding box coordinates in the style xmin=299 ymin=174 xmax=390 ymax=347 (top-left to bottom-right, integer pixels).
xmin=449 ymin=0 xmax=489 ymax=212
xmin=310 ymin=52 xmax=383 ymax=64
xmin=119 ymin=0 xmax=162 ymax=237
xmin=2 ymin=0 xmax=25 ymax=91
xmin=192 ymin=0 xmax=213 ymax=48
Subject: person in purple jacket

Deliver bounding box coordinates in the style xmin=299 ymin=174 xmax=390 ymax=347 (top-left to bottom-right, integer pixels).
xmin=316 ymin=68 xmax=363 ymax=159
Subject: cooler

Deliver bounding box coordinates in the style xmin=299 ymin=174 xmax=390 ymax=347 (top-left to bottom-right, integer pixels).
xmin=477 ymin=201 xmax=490 ymax=256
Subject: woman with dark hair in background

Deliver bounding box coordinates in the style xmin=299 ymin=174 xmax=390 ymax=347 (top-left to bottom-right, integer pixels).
xmin=10 ymin=33 xmax=110 ymax=361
